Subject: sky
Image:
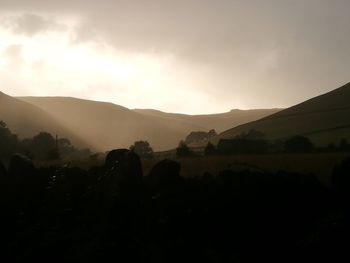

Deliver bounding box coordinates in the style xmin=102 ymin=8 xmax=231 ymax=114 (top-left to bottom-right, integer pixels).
xmin=0 ymin=0 xmax=349 ymax=114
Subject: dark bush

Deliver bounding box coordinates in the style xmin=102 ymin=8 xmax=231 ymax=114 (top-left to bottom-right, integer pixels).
xmin=217 ymin=138 xmax=268 ymax=154
xmin=176 ymin=140 xmax=194 ymax=157
xmin=284 ymin=135 xmax=314 ymax=153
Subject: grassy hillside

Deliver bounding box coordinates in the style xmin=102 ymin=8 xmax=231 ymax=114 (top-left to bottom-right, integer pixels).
xmin=0 ymin=91 xmax=89 ymax=148
xmin=214 ymin=82 xmax=350 ymax=146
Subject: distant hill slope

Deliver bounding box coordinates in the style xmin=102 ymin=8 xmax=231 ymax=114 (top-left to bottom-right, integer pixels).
xmin=0 ymin=91 xmax=89 ymax=148
xmin=19 ymin=97 xmax=206 ymax=151
xmin=214 ymin=82 xmax=350 ymax=146
xmin=20 ymin=97 xmax=280 ymax=151
xmin=134 ymin=108 xmax=281 ymax=133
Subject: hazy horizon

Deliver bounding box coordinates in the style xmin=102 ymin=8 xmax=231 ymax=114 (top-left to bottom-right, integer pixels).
xmin=1 ymin=0 xmax=350 ymax=114
xmin=4 ymin=90 xmax=286 ymax=115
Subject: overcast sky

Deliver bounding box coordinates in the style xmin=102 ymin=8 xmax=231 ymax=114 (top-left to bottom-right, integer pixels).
xmin=0 ymin=0 xmax=349 ymax=114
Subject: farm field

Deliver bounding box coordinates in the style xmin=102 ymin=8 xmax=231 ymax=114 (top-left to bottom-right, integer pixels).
xmin=34 ymin=152 xmax=350 ymax=186
xmin=142 ymin=152 xmax=350 ymax=185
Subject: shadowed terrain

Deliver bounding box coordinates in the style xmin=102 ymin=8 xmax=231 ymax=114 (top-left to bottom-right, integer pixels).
xmin=1 ymin=150 xmax=349 ymax=262
xmin=213 ymin=82 xmax=350 ymax=146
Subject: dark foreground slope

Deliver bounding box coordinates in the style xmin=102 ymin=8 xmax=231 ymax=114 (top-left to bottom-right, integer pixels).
xmin=0 ymin=92 xmax=89 ymax=148
xmin=214 ymin=82 xmax=350 ymax=146
xmin=1 ymin=152 xmax=349 ymax=262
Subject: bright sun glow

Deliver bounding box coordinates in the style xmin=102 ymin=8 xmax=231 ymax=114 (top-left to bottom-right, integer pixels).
xmin=0 ymin=12 xmax=236 ymax=114
xmin=0 ymin=18 xmax=173 ymax=99
xmin=0 ymin=57 xmax=5 ymax=67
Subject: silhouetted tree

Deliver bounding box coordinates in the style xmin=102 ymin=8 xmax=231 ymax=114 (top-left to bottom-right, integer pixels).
xmin=339 ymin=138 xmax=349 ymax=152
xmin=28 ymin=132 xmax=57 ymax=160
xmin=69 ymin=148 xmax=92 ymax=160
xmin=103 ymin=148 xmax=144 ymax=235
xmin=130 ymin=140 xmax=154 ymax=158
xmin=147 ymin=159 xmax=181 ymax=191
xmin=0 ymin=160 xmax=6 ymax=177
xmin=33 ymin=131 xmax=55 ymax=147
xmin=58 ymin=138 xmax=71 ymax=148
xmin=104 ymin=149 xmax=143 ymax=195
xmin=0 ymin=120 xmax=18 ymax=159
xmin=204 ymin=142 xmax=216 ymax=155
xmin=284 ymin=135 xmax=314 ymax=153
xmin=57 ymin=138 xmax=74 ymax=154
xmin=47 ymin=148 xmax=60 ymax=160
xmin=208 ymin=129 xmax=217 ymax=138
xmin=332 ymin=158 xmax=350 ymax=206
xmin=8 ymin=153 xmax=35 ymax=177
xmin=176 ymin=140 xmax=193 ymax=157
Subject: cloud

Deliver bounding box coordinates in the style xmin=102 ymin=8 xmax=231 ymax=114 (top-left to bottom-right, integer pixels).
xmin=5 ymin=13 xmax=66 ymax=36
xmin=2 ymin=44 xmax=24 ymax=68
xmin=0 ymin=0 xmax=350 ymax=113
xmin=1 ymin=1 xmax=350 ymax=62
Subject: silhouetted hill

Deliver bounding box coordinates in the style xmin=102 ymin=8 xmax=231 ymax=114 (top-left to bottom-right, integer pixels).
xmin=19 ymin=97 xmax=205 ymax=151
xmin=134 ymin=108 xmax=281 ymax=133
xmin=214 ymin=82 xmax=350 ymax=146
xmin=0 ymin=91 xmax=89 ymax=148
xmin=20 ymin=96 xmax=280 ymax=151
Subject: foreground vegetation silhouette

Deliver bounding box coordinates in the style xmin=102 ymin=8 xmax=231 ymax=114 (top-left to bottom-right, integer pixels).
xmin=0 ymin=121 xmax=92 ymax=162
xmin=1 ymin=120 xmax=350 ymax=262
xmin=1 ymin=148 xmax=350 ymax=262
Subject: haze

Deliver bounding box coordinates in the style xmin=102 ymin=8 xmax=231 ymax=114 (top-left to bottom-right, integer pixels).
xmin=1 ymin=0 xmax=350 ymax=114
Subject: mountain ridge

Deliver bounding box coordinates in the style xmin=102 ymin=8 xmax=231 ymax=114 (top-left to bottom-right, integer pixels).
xmin=0 ymin=91 xmax=91 ymax=149
xmin=212 ymin=82 xmax=350 ymax=146
xmin=18 ymin=96 xmax=280 ymax=151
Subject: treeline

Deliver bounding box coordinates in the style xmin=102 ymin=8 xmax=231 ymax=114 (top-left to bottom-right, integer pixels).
xmin=0 ymin=150 xmax=349 ymax=262
xmin=0 ymin=121 xmax=92 ymax=162
xmin=176 ymin=129 xmax=350 ymax=157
